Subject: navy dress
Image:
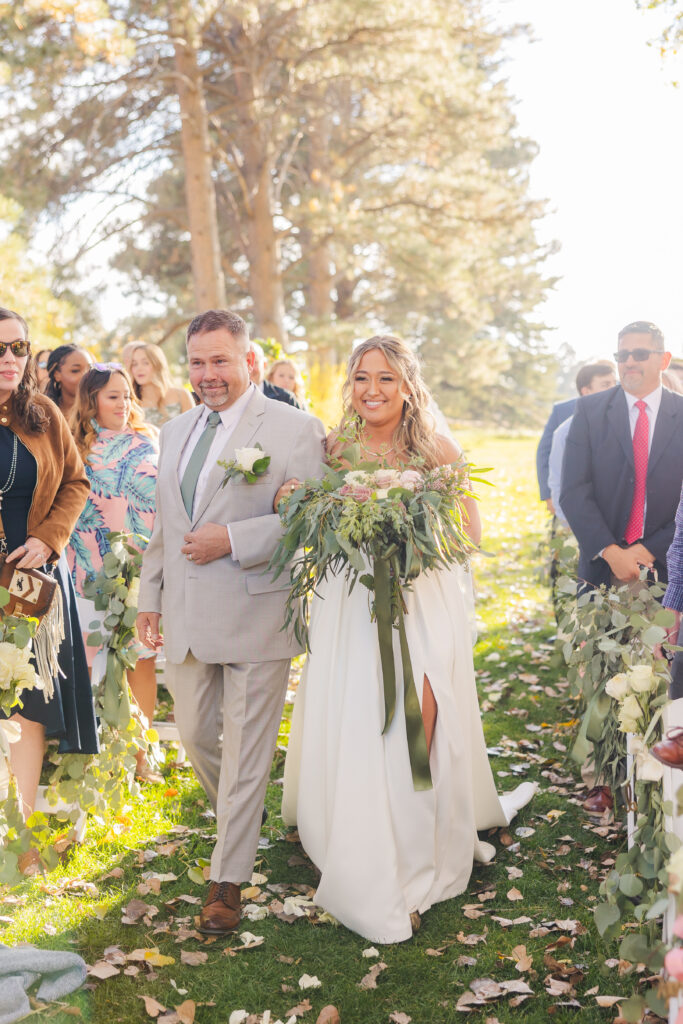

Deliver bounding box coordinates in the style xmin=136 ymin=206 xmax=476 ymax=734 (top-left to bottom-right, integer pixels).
xmin=0 ymin=427 xmax=98 ymax=754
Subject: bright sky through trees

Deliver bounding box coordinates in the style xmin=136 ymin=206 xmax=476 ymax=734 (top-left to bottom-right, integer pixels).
xmin=500 ymin=0 xmax=683 ymax=359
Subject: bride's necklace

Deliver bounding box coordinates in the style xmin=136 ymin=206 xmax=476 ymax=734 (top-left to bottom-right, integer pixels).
xmin=360 ymin=436 xmax=397 ymax=459
xmin=0 ymin=432 xmax=18 ymax=509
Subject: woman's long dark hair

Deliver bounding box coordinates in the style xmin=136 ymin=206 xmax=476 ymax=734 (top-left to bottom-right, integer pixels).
xmin=0 ymin=307 xmax=49 ymax=434
xmin=45 ymin=344 xmax=79 ymax=407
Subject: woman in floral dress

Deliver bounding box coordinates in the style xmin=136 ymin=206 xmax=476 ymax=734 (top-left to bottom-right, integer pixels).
xmin=67 ymin=363 xmax=160 ymax=780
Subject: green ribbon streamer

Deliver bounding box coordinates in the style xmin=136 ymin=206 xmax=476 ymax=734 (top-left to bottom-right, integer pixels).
xmin=374 ymin=556 xmax=433 ymax=792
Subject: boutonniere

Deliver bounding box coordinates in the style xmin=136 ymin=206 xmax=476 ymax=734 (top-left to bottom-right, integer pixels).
xmin=219 ymin=444 xmax=271 ymax=485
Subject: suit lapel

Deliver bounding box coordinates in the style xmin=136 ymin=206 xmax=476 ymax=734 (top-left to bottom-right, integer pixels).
xmin=648 ymin=388 xmax=679 ymax=476
xmin=191 ymin=389 xmax=266 ymax=525
xmin=607 ymin=387 xmax=634 ymax=468
xmin=170 ymin=405 xmax=205 ymax=522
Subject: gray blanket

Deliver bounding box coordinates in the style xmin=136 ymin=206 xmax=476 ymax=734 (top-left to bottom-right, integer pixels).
xmin=0 ymin=943 xmax=86 ymax=1024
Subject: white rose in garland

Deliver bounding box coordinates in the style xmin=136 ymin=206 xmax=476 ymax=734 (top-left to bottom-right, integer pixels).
xmin=219 ymin=443 xmax=271 ymax=485
xmin=605 ymin=673 xmax=629 ymax=700
xmin=628 ymin=664 xmax=656 ymax=694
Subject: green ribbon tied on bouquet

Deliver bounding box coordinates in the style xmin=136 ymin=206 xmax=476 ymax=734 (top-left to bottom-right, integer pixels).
xmin=374 ymin=556 xmax=433 ymax=792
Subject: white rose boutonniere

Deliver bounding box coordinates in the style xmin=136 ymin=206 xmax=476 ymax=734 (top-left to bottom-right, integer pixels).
xmin=219 ymin=443 xmax=271 ymax=485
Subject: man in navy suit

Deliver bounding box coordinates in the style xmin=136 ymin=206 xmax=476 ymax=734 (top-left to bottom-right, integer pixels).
xmin=561 ymin=321 xmax=683 ymax=590
xmin=536 ymin=396 xmax=576 ymax=512
xmin=248 ymin=341 xmax=302 ymax=409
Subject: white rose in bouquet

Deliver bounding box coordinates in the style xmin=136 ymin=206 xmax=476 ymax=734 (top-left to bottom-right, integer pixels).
xmin=235 ymin=447 xmax=264 ymax=473
xmin=374 ymin=468 xmax=401 ymax=490
xmin=605 ymin=673 xmax=629 ymax=701
xmin=628 ymin=664 xmax=656 ymax=694
xmin=345 ymin=470 xmax=373 ymax=487
xmin=618 ymin=692 xmax=644 ymax=733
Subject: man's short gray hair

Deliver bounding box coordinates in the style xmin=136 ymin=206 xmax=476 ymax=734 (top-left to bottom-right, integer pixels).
xmin=186 ymin=310 xmax=249 ymax=351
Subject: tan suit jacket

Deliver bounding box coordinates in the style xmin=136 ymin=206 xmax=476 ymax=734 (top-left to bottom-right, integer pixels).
xmin=139 ymin=387 xmax=325 ymax=663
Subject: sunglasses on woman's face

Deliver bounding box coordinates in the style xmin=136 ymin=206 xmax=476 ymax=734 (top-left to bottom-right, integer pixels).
xmin=613 ymin=348 xmax=660 ymax=363
xmin=0 ymin=340 xmax=30 ymax=358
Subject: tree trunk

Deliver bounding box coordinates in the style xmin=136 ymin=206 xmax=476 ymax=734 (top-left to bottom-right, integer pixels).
xmin=171 ymin=6 xmax=226 ymax=312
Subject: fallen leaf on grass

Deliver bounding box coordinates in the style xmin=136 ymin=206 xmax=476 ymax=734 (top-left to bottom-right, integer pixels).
xmin=506 ymin=888 xmax=523 ymax=901
xmin=511 ymin=945 xmax=532 ymax=972
xmin=463 ymin=904 xmax=485 ymax=919
xmin=299 ymin=973 xmax=322 ymax=989
xmin=389 ymin=1013 xmax=412 ymax=1023
xmin=175 ymin=1001 xmax=196 ymax=1024
xmin=362 ymin=947 xmax=379 ymax=958
xmin=314 ymin=1008 xmax=339 ymax=1024
xmin=285 ymin=998 xmax=312 ymax=1017
xmin=122 ymin=898 xmax=158 ymax=924
xmin=358 ymin=962 xmax=387 ymax=990
xmin=456 ymin=929 xmax=487 ymax=946
xmin=506 ymin=866 xmax=523 ymax=880
xmin=138 ymin=995 xmax=166 ymax=1018
xmin=456 ymin=956 xmax=477 ymax=967
xmin=180 ymin=950 xmax=208 ymax=966
xmin=87 ymin=961 xmax=120 ymax=980
xmin=595 ymin=996 xmax=623 ymax=1007
xmin=477 ymin=890 xmax=496 ymax=903
xmin=425 ymin=948 xmax=444 ymax=957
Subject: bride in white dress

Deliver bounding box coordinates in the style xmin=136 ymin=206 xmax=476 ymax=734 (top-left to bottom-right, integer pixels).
xmin=278 ymin=335 xmax=534 ymax=944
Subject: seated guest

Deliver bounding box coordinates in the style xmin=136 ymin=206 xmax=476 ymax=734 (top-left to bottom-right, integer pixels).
xmin=248 ymin=341 xmax=302 ymax=408
xmin=129 ymin=342 xmax=193 ymax=427
xmin=548 ymin=360 xmax=616 ymax=527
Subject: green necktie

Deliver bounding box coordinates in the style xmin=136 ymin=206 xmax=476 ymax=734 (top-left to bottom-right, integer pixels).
xmin=180 ymin=411 xmax=222 ymax=517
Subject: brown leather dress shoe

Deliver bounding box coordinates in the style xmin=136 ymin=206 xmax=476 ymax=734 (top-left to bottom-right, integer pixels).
xmin=582 ymin=785 xmax=613 ymax=813
xmin=651 ymin=728 xmax=683 ymax=768
xmin=198 ymin=881 xmax=241 ymax=935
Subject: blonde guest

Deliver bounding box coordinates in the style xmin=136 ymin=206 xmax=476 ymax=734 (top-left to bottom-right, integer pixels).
xmin=130 ymin=342 xmax=193 ymax=427
xmin=266 ymin=359 xmax=307 ymax=408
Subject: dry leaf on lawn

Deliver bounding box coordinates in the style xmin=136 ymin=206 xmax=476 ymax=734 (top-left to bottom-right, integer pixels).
xmin=358 ymin=962 xmax=387 ymax=990
xmin=389 ymin=1013 xmax=412 ymax=1024
xmin=506 ymin=888 xmax=523 ymax=901
xmin=122 ymin=898 xmax=158 ymax=924
xmin=595 ymin=996 xmax=623 ymax=1007
xmin=314 ymin=1008 xmax=340 ymax=1024
xmin=180 ymin=950 xmax=208 ymax=967
xmin=456 ymin=929 xmax=488 ymax=946
xmin=175 ymin=1001 xmax=196 ymax=1024
xmin=511 ymin=945 xmax=533 ymax=972
xmin=285 ymin=998 xmax=312 ymax=1017
xmin=477 ymin=890 xmax=497 ymax=902
xmin=299 ymin=974 xmax=322 ymax=989
xmin=138 ymin=995 xmax=167 ymax=1018
xmin=87 ymin=961 xmax=120 ymax=980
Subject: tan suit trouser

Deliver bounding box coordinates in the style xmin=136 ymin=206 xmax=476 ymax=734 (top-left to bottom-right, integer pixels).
xmin=164 ymin=653 xmax=291 ymax=883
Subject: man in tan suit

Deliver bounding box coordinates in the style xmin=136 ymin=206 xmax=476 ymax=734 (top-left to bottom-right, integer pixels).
xmin=137 ymin=309 xmax=325 ymax=934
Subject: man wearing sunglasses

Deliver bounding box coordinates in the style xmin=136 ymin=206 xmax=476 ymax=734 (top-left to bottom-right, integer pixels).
xmin=561 ymin=321 xmax=683 ymax=592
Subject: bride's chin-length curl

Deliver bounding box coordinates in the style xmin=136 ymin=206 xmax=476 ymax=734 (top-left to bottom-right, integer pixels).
xmin=341 ymin=334 xmax=441 ymax=469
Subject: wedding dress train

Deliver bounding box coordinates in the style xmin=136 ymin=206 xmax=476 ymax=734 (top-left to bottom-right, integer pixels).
xmin=282 ymin=562 xmax=535 ymax=943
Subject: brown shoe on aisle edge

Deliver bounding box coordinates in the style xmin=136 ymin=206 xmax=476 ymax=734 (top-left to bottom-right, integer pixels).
xmin=651 ymin=728 xmax=683 ymax=769
xmin=198 ymin=881 xmax=241 ymax=935
xmin=582 ymin=785 xmax=613 ymax=813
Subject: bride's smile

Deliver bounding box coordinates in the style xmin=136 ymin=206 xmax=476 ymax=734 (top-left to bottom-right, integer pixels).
xmin=352 ymin=348 xmax=408 ymax=430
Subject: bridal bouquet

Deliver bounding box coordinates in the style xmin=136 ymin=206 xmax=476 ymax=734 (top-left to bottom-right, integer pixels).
xmin=270 ymin=444 xmax=485 ymax=790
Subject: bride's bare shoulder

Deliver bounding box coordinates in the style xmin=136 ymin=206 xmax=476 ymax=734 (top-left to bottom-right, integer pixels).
xmin=434 ymin=433 xmax=464 ymax=467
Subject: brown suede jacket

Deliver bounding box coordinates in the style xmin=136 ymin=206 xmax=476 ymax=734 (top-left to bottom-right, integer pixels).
xmin=2 ymin=393 xmax=89 ymax=559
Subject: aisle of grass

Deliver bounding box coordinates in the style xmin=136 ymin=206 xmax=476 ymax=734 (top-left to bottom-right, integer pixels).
xmin=1 ymin=434 xmax=647 ymax=1024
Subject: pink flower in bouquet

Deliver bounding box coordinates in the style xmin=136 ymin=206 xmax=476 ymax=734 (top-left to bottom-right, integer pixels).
xmin=674 ymin=914 xmax=683 ymax=940
xmin=374 ymin=468 xmax=401 ymax=489
xmin=340 ymin=483 xmax=372 ymax=502
xmin=398 ymin=469 xmax=422 ymax=491
xmin=665 ymin=947 xmax=683 ymax=981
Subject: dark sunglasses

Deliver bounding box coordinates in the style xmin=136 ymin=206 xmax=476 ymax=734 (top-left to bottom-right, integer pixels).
xmin=0 ymin=340 xmax=30 ymax=358
xmin=613 ymin=348 xmax=661 ymax=363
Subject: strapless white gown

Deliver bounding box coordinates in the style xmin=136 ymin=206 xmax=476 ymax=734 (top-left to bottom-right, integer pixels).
xmin=282 ymin=562 xmax=535 ymax=944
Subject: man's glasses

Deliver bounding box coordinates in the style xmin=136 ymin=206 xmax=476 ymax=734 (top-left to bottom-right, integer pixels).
xmin=613 ymin=348 xmax=661 ymax=363
xmin=0 ymin=341 xmax=30 ymax=358
xmin=93 ymin=361 xmax=123 ymax=372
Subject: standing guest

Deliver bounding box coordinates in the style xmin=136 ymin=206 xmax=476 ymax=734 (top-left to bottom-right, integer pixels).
xmin=119 ymin=340 xmax=143 ymax=375
xmin=137 ymin=309 xmax=325 ymax=934
xmin=536 ymin=393 xmax=576 ymax=513
xmin=248 ymin=341 xmax=302 ymax=409
xmin=561 ymin=321 xmax=683 ymax=590
xmin=650 ymin=483 xmax=683 ymax=766
xmin=33 ymin=349 xmax=52 ymax=393
xmin=45 ymin=345 xmax=93 ymax=421
xmin=0 ymin=308 xmax=97 ymax=821
xmin=129 ymin=342 xmax=193 ymax=427
xmin=266 ymin=359 xmax=307 ymax=408
xmin=68 ymin=364 xmax=160 ymax=782
xmin=548 ymin=360 xmax=616 ymax=527
xmin=663 ymin=369 xmax=683 ymax=395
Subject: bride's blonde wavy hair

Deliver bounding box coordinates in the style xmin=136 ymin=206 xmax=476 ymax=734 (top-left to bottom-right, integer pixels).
xmin=72 ymin=365 xmax=155 ymax=460
xmin=340 ymin=335 xmax=441 ymax=469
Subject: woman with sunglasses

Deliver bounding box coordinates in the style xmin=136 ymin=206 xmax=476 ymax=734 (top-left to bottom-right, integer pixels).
xmin=45 ymin=344 xmax=93 ymax=421
xmin=68 ymin=363 xmax=161 ymax=782
xmin=0 ymin=308 xmax=98 ymax=826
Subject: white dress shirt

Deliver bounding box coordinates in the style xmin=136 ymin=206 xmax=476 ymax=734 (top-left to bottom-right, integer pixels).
xmin=178 ymin=385 xmax=256 ymax=562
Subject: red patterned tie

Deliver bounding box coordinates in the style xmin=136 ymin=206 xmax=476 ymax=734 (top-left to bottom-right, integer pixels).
xmin=624 ymin=400 xmax=649 ymax=544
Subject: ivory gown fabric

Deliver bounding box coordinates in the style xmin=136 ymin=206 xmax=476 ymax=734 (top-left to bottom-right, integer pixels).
xmin=282 ymin=563 xmax=535 ymax=943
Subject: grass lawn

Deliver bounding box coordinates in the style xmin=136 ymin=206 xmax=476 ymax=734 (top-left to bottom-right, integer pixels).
xmin=1 ymin=433 xmax=651 ymax=1024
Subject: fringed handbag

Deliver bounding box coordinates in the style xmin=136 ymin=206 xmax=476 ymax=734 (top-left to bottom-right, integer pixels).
xmin=0 ymin=520 xmax=64 ymax=700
